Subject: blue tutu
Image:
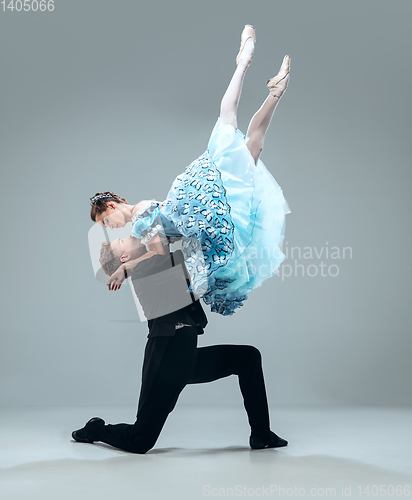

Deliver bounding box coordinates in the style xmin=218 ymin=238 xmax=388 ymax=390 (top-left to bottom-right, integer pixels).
xmin=133 ymin=118 xmax=291 ymax=316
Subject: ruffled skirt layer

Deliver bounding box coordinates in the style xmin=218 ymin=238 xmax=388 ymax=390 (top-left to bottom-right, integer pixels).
xmin=161 ymin=117 xmax=291 ymax=315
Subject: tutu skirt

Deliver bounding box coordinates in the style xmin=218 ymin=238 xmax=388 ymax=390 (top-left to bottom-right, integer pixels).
xmin=161 ymin=117 xmax=291 ymax=315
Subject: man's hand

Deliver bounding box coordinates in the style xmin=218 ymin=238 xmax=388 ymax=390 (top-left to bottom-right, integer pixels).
xmin=107 ymin=266 xmax=126 ymax=291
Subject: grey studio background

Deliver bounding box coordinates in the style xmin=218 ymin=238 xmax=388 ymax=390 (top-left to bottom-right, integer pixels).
xmin=1 ymin=0 xmax=411 ymax=410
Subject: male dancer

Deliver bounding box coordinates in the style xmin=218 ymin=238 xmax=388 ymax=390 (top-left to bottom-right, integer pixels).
xmin=72 ymin=239 xmax=288 ymax=453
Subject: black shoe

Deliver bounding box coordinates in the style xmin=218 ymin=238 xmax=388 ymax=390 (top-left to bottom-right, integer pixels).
xmin=71 ymin=417 xmax=104 ymax=443
xmin=250 ymin=430 xmax=288 ymax=450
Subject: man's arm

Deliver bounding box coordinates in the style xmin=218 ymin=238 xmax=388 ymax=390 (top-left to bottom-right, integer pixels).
xmin=107 ymin=232 xmax=171 ymax=291
xmin=125 ymin=234 xmax=170 ymax=275
xmin=123 ymin=250 xmax=159 ymax=276
xmin=106 ymin=249 xmax=159 ymax=291
xmin=107 ymin=252 xmax=158 ymax=291
xmin=145 ymin=233 xmax=169 ymax=256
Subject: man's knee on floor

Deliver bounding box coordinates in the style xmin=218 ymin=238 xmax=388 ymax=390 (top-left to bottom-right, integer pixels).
xmin=130 ymin=436 xmax=156 ymax=454
xmin=131 ymin=445 xmax=151 ymax=454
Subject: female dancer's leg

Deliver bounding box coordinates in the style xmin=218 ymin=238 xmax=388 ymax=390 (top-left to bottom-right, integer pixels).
xmin=219 ymin=37 xmax=255 ymax=130
xmin=245 ymin=55 xmax=291 ymax=165
xmin=219 ymin=29 xmax=290 ymax=166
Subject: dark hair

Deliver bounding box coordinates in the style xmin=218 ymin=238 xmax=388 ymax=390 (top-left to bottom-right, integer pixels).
xmin=90 ymin=191 xmax=129 ymax=222
xmin=99 ymin=241 xmax=122 ymax=277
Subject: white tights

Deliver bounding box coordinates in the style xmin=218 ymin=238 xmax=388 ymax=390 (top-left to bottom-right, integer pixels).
xmin=219 ymin=38 xmax=281 ymax=166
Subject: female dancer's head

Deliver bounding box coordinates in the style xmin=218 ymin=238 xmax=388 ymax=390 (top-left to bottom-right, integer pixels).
xmin=99 ymin=235 xmax=147 ymax=276
xmin=90 ymin=191 xmax=130 ymax=229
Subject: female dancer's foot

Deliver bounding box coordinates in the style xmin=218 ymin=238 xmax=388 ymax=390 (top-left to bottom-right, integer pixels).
xmin=236 ymin=24 xmax=256 ymax=72
xmin=266 ymin=55 xmax=291 ymax=99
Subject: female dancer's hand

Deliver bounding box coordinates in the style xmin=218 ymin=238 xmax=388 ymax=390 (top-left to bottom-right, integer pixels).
xmin=107 ymin=266 xmax=126 ymax=291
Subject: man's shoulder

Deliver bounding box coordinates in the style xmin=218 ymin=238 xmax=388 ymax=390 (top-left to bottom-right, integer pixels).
xmin=132 ymin=250 xmax=184 ymax=279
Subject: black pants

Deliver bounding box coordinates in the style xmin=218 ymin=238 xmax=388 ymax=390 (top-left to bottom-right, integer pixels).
xmin=88 ymin=326 xmax=271 ymax=454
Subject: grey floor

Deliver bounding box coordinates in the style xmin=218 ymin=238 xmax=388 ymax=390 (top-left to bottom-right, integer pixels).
xmin=1 ymin=405 xmax=411 ymax=500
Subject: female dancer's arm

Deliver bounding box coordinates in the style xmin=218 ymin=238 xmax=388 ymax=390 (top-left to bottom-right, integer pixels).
xmin=124 ymin=234 xmax=169 ymax=273
xmin=107 ymin=251 xmax=157 ymax=291
xmin=107 ymin=235 xmax=170 ymax=291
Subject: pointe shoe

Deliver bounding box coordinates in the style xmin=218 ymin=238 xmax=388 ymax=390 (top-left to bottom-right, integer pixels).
xmin=235 ymin=24 xmax=256 ymax=69
xmin=250 ymin=430 xmax=288 ymax=450
xmin=266 ymin=55 xmax=291 ymax=99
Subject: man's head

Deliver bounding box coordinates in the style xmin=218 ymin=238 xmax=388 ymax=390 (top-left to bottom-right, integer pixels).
xmin=100 ymin=235 xmax=147 ymax=276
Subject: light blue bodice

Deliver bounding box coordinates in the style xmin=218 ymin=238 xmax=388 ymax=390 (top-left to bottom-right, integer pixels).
xmin=131 ymin=201 xmax=182 ymax=247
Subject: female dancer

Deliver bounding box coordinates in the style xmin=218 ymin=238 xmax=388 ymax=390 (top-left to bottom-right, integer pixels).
xmin=90 ymin=25 xmax=291 ymax=316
